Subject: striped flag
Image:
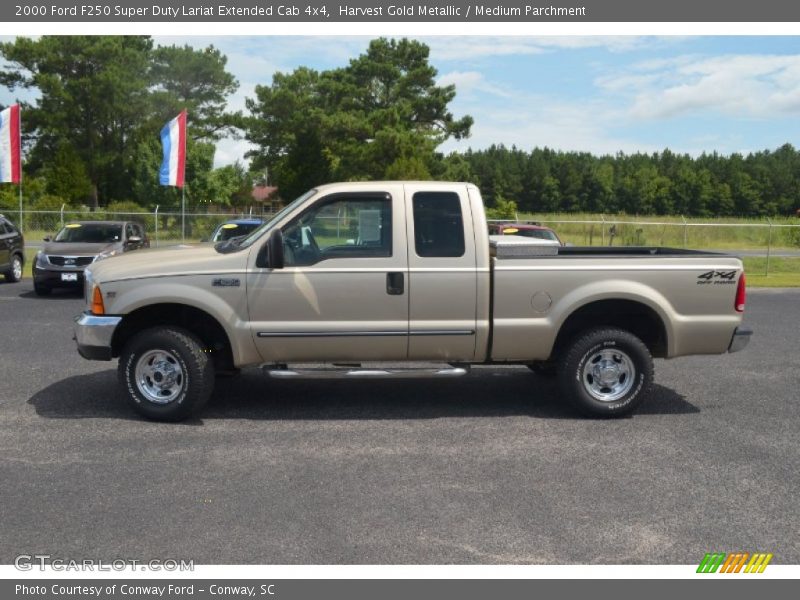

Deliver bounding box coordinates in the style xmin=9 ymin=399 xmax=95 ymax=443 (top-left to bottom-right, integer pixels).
xmin=159 ymin=110 xmax=186 ymax=187
xmin=0 ymin=104 xmax=21 ymax=184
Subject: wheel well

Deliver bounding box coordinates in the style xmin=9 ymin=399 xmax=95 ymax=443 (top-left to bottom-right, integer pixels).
xmin=111 ymin=304 xmax=235 ymax=371
xmin=553 ymin=299 xmax=668 ymax=359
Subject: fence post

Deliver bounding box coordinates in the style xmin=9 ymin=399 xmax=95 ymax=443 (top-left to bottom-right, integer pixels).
xmin=682 ymin=215 xmax=688 ymax=248
xmin=60 ymin=203 xmax=65 ymax=229
xmin=601 ymin=215 xmax=606 ymax=245
xmin=154 ymin=205 xmax=160 ymax=248
xmin=765 ymin=217 xmax=773 ymax=277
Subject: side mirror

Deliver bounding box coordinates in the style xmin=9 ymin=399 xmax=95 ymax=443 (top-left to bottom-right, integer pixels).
xmin=256 ymin=229 xmax=284 ymax=269
xmin=43 ymin=236 xmax=51 ymax=242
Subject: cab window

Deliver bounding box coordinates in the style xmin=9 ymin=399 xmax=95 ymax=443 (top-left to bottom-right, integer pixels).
xmin=412 ymin=192 xmax=465 ymax=258
xmin=281 ymin=194 xmax=392 ymax=266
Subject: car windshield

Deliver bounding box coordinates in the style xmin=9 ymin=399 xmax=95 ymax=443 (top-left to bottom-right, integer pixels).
xmin=55 ymin=223 xmax=122 ymax=243
xmin=513 ymin=228 xmax=559 ymax=242
xmin=212 ymin=222 xmax=262 ymax=242
xmin=221 ymin=189 xmax=318 ymax=252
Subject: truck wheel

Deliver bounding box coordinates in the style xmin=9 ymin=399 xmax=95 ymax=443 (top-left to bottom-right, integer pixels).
xmin=3 ymin=254 xmax=23 ymax=283
xmin=118 ymin=327 xmax=214 ymax=422
xmin=558 ymin=328 xmax=653 ymax=417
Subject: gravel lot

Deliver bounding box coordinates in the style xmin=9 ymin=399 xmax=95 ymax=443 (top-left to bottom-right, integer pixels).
xmin=0 ymin=280 xmax=797 ymax=564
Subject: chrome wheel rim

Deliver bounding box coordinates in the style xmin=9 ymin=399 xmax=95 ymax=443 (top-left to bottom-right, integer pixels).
xmin=12 ymin=257 xmax=22 ymax=280
xmin=134 ymin=349 xmax=185 ymax=404
xmin=581 ymin=348 xmax=635 ymax=402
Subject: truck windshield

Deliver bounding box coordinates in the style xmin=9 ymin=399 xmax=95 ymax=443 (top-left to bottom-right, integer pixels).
xmin=219 ymin=189 xmax=318 ymax=252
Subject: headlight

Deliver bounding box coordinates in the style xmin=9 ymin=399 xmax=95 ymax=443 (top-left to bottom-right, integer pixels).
xmin=35 ymin=251 xmax=48 ymax=268
xmin=94 ymin=249 xmax=119 ymax=262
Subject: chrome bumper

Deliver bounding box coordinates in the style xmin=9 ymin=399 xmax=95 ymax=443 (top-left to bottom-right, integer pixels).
xmin=73 ymin=312 xmax=122 ymax=361
xmin=728 ymin=326 xmax=753 ymax=353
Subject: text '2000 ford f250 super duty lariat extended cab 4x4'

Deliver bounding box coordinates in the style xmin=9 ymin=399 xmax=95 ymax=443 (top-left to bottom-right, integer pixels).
xmin=73 ymin=182 xmax=751 ymax=421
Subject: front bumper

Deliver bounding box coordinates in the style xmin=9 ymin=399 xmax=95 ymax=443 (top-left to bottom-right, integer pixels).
xmin=73 ymin=312 xmax=122 ymax=361
xmin=728 ymin=326 xmax=753 ymax=353
xmin=35 ymin=267 xmax=86 ymax=288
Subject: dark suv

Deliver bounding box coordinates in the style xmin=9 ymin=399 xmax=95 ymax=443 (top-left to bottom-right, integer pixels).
xmin=0 ymin=214 xmax=24 ymax=283
xmin=33 ymin=220 xmax=149 ymax=295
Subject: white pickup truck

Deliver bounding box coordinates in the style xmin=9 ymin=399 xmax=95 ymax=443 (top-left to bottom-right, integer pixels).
xmin=74 ymin=181 xmax=751 ymax=421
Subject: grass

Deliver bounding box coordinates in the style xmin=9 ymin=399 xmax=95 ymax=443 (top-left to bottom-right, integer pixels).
xmin=742 ymin=257 xmax=800 ymax=288
xmin=514 ymin=212 xmax=800 ymax=251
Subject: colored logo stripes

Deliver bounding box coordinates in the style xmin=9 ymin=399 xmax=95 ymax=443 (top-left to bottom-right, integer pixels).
xmin=697 ymin=552 xmax=773 ymax=573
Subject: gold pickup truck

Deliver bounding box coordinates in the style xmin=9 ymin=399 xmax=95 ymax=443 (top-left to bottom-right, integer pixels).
xmin=74 ymin=182 xmax=751 ymax=421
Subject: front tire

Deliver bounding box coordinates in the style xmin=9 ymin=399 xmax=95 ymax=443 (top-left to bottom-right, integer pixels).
xmin=3 ymin=254 xmax=22 ymax=283
xmin=118 ymin=327 xmax=214 ymax=422
xmin=558 ymin=328 xmax=653 ymax=417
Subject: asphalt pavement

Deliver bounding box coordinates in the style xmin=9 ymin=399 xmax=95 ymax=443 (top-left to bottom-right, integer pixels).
xmin=0 ymin=280 xmax=797 ymax=564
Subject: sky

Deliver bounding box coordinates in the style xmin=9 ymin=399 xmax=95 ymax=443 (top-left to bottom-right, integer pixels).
xmin=3 ymin=35 xmax=800 ymax=168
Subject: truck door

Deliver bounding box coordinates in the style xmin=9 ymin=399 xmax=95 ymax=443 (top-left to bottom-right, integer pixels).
xmin=247 ymin=186 xmax=410 ymax=362
xmin=404 ymin=184 xmax=478 ymax=361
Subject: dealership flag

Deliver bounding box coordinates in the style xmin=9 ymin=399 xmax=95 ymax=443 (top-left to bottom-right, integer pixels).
xmin=159 ymin=110 xmax=186 ymax=187
xmin=0 ymin=104 xmax=21 ymax=184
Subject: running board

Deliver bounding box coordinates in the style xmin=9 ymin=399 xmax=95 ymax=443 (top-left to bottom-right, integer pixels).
xmin=263 ymin=364 xmax=470 ymax=379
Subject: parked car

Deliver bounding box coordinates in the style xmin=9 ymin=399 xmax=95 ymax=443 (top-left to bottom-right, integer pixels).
xmin=34 ymin=221 xmax=149 ymax=296
xmin=488 ymin=221 xmax=565 ymax=245
xmin=0 ymin=213 xmax=24 ymax=283
xmin=74 ymin=181 xmax=750 ymax=422
xmin=209 ymin=219 xmax=264 ymax=243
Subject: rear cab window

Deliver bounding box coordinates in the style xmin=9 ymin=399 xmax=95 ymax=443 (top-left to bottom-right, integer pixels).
xmin=412 ymin=192 xmax=465 ymax=258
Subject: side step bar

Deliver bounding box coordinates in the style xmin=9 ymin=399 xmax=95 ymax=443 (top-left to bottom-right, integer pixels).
xmin=263 ymin=364 xmax=470 ymax=379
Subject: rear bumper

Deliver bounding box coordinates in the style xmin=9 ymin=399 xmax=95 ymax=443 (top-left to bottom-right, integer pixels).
xmin=728 ymin=326 xmax=753 ymax=353
xmin=73 ymin=312 xmax=122 ymax=361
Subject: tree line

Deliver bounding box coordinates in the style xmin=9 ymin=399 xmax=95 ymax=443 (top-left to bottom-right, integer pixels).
xmin=1 ymin=35 xmax=798 ymax=218
xmin=452 ymin=144 xmax=800 ymax=217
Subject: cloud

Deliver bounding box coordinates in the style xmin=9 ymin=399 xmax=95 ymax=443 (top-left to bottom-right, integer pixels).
xmin=436 ymin=70 xmax=512 ymax=97
xmin=599 ymin=53 xmax=800 ymax=120
xmin=424 ymin=36 xmax=670 ymax=62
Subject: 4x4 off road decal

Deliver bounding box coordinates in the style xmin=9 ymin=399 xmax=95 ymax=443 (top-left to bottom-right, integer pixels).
xmin=697 ymin=270 xmax=737 ymax=285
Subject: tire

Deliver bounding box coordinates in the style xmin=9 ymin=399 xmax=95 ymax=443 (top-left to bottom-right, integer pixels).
xmin=3 ymin=254 xmax=23 ymax=283
xmin=33 ymin=280 xmax=51 ymax=295
xmin=558 ymin=327 xmax=653 ymax=417
xmin=118 ymin=327 xmax=214 ymax=422
xmin=527 ymin=362 xmax=557 ymax=378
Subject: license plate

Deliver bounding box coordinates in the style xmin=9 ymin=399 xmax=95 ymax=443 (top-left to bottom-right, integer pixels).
xmin=61 ymin=273 xmax=78 ymax=282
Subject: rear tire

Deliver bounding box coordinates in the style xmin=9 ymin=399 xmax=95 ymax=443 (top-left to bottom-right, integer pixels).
xmin=3 ymin=254 xmax=22 ymax=283
xmin=118 ymin=327 xmax=214 ymax=422
xmin=558 ymin=327 xmax=653 ymax=417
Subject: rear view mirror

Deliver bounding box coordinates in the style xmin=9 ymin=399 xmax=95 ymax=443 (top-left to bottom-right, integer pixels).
xmin=43 ymin=236 xmax=51 ymax=242
xmin=256 ymin=229 xmax=284 ymax=269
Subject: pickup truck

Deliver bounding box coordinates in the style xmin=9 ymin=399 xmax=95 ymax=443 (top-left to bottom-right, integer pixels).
xmin=73 ymin=181 xmax=751 ymax=421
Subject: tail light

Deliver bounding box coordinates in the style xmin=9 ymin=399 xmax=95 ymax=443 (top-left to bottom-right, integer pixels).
xmin=735 ymin=273 xmax=746 ymax=313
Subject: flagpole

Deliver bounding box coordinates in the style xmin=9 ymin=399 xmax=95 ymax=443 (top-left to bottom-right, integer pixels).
xmin=17 ymin=105 xmax=22 ymax=231
xmin=181 ymin=186 xmax=185 ymax=243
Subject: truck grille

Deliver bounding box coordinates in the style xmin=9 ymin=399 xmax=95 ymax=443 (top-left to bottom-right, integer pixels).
xmin=47 ymin=255 xmax=94 ymax=267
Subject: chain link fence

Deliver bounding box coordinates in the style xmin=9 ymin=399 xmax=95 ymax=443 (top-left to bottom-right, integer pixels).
xmin=15 ymin=207 xmax=275 ymax=247
xmin=10 ymin=208 xmax=800 ymax=277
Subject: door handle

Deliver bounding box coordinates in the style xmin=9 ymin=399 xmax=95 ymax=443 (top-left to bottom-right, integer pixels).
xmin=386 ymin=272 xmax=404 ymax=295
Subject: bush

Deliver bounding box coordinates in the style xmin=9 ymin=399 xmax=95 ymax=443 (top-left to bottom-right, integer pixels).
xmin=485 ymin=197 xmax=518 ymax=220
